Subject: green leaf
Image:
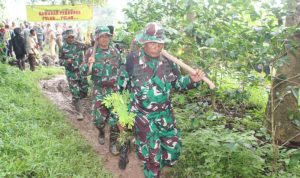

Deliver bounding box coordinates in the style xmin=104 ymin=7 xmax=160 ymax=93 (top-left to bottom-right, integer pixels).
xmin=102 ymin=90 xmax=135 ymax=129
xmin=289 ymin=152 xmax=300 ymax=167
xmin=205 ymin=38 xmax=215 ymax=46
xmin=291 ymin=87 xmax=299 ymax=102
xmin=227 ymin=142 xmax=238 ymax=152
xmin=207 ymin=114 xmax=217 ymax=121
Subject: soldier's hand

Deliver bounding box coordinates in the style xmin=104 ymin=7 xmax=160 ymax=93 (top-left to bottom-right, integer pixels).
xmin=190 ymin=69 xmax=205 ymax=82
xmin=88 ymin=56 xmax=95 ymax=64
xmin=67 ymin=59 xmax=72 ymax=64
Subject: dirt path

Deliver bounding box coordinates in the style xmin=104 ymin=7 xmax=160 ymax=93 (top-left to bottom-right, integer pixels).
xmin=40 ymin=75 xmax=144 ymax=178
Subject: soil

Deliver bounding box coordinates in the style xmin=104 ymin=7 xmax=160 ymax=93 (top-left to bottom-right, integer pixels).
xmin=40 ymin=75 xmax=145 ymax=178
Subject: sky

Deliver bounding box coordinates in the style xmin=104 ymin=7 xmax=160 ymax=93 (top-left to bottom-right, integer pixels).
xmin=2 ymin=0 xmax=128 ymax=24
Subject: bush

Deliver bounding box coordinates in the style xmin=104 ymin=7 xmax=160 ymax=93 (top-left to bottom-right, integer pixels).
xmin=170 ymin=127 xmax=265 ymax=178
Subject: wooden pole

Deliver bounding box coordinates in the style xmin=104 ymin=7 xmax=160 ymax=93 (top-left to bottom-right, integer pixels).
xmin=161 ymin=49 xmax=216 ymax=89
xmin=88 ymin=41 xmax=97 ymax=74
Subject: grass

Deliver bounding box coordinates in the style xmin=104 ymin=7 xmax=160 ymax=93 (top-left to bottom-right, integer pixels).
xmin=0 ymin=64 xmax=111 ymax=177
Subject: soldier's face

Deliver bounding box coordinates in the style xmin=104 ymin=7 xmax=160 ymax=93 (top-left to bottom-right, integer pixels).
xmin=67 ymin=36 xmax=75 ymax=44
xmin=97 ymin=34 xmax=110 ymax=49
xmin=144 ymin=42 xmax=164 ymax=58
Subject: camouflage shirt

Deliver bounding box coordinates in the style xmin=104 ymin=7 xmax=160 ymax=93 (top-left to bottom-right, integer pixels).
xmin=120 ymin=49 xmax=199 ymax=117
xmin=90 ymin=46 xmax=123 ymax=89
xmin=59 ymin=42 xmax=88 ymax=79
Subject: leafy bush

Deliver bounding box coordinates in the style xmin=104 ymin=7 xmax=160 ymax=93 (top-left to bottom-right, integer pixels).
xmin=170 ymin=127 xmax=265 ymax=178
xmin=103 ymin=90 xmax=135 ymax=129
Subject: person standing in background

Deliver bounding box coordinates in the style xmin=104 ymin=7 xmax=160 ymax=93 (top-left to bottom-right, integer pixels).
xmin=11 ymin=27 xmax=27 ymax=70
xmin=26 ymin=29 xmax=39 ymax=71
xmin=33 ymin=24 xmax=44 ymax=51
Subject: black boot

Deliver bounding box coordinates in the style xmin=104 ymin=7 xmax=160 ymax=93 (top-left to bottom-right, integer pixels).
xmin=18 ymin=59 xmax=25 ymax=70
xmin=109 ymin=125 xmax=120 ymax=156
xmin=119 ymin=140 xmax=130 ymax=169
xmin=98 ymin=123 xmax=105 ymax=145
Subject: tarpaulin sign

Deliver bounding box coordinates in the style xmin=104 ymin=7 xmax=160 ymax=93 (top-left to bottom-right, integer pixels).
xmin=26 ymin=4 xmax=93 ymax=21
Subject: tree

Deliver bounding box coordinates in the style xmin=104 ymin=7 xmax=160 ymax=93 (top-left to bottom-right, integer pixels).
xmin=266 ymin=0 xmax=300 ymax=145
xmin=121 ymin=0 xmax=286 ymax=112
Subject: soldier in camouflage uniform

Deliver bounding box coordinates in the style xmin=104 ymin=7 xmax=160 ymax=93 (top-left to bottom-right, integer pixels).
xmin=119 ymin=22 xmax=205 ymax=178
xmin=59 ymin=29 xmax=89 ymax=120
xmin=87 ymin=26 xmax=122 ymax=155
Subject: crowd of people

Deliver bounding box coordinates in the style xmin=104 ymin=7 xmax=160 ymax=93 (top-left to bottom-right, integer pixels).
xmin=0 ymin=20 xmax=87 ymax=70
xmin=1 ymin=20 xmax=206 ymax=178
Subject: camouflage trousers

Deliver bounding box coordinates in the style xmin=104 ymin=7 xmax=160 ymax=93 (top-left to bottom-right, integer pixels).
xmin=66 ymin=74 xmax=89 ymax=101
xmin=134 ymin=109 xmax=182 ymax=178
xmin=92 ymin=85 xmax=119 ymax=144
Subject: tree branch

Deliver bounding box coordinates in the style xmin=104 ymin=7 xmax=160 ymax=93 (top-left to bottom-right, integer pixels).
xmin=280 ymin=132 xmax=300 ymax=147
xmin=272 ymin=74 xmax=300 ymax=89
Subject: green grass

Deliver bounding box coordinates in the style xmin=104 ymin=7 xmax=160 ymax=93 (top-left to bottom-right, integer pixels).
xmin=0 ymin=64 xmax=111 ymax=177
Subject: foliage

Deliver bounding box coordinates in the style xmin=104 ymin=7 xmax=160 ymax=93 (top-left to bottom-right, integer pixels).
xmin=170 ymin=67 xmax=299 ymax=177
xmin=0 ymin=64 xmax=111 ymax=177
xmin=31 ymin=0 xmax=107 ymax=6
xmin=63 ymin=0 xmax=106 ymax=5
xmin=122 ymin=0 xmax=287 ymax=75
xmin=117 ymin=129 xmax=133 ymax=146
xmin=170 ymin=127 xmax=265 ymax=178
xmin=119 ymin=1 xmax=287 ymax=145
xmin=276 ymin=148 xmax=300 ymax=177
xmin=102 ymin=90 xmax=135 ymax=129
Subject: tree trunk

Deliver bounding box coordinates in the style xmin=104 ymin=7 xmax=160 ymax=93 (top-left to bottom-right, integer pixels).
xmin=266 ymin=0 xmax=300 ymax=145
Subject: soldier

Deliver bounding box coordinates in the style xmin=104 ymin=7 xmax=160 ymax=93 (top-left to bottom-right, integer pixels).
xmin=87 ymin=26 xmax=122 ymax=155
xmin=59 ymin=29 xmax=89 ymax=119
xmin=119 ymin=22 xmax=205 ymax=178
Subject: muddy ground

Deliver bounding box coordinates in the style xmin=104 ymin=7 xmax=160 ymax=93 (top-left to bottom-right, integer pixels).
xmin=40 ymin=75 xmax=145 ymax=178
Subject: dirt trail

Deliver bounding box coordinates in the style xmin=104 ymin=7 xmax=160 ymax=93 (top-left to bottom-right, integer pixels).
xmin=40 ymin=75 xmax=144 ymax=178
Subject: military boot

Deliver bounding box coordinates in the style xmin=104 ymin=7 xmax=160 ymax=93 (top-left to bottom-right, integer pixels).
xmin=98 ymin=124 xmax=105 ymax=145
xmin=119 ymin=140 xmax=130 ymax=169
xmin=74 ymin=99 xmax=83 ymax=112
xmin=109 ymin=125 xmax=120 ymax=156
xmin=73 ymin=99 xmax=83 ymax=120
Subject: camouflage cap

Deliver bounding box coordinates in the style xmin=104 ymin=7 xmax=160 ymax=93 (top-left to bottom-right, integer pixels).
xmin=95 ymin=26 xmax=112 ymax=39
xmin=63 ymin=29 xmax=76 ymax=38
xmin=137 ymin=22 xmax=166 ymax=44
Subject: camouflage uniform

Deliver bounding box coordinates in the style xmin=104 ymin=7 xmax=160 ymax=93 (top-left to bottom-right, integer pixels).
xmin=119 ymin=23 xmax=200 ymax=178
xmin=88 ymin=26 xmax=122 ymax=154
xmin=59 ymin=29 xmax=89 ymax=113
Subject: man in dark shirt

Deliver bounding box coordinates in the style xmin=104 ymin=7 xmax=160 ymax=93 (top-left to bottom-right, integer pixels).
xmin=11 ymin=27 xmax=27 ymax=70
